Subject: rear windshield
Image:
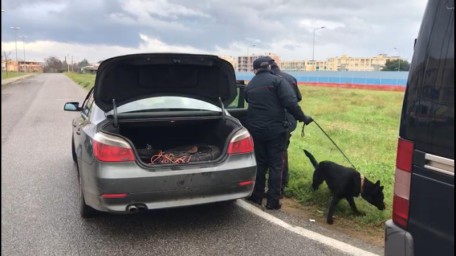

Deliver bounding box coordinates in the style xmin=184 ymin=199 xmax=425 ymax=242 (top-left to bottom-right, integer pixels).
xmin=113 ymin=96 xmax=222 ymax=114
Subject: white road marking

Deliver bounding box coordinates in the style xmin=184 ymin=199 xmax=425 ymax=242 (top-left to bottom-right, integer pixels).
xmin=236 ymin=199 xmax=379 ymax=256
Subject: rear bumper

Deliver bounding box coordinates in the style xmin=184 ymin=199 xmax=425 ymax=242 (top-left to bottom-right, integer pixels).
xmin=101 ymin=192 xmax=251 ymax=212
xmin=83 ymin=154 xmax=256 ymax=213
xmin=384 ymin=219 xmax=414 ymax=256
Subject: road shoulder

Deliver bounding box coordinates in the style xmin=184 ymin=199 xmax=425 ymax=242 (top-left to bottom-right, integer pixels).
xmin=241 ymin=197 xmax=384 ymax=255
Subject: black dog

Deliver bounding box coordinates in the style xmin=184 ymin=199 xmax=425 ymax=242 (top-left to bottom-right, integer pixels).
xmin=304 ymin=150 xmax=385 ymax=224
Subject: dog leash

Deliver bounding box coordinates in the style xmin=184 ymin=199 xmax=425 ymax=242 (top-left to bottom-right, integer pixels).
xmin=301 ymin=120 xmax=357 ymax=169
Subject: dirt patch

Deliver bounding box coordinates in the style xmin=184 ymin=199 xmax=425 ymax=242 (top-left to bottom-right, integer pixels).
xmin=280 ymin=197 xmax=384 ymax=248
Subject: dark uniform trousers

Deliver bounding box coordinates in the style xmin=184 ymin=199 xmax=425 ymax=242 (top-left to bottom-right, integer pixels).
xmin=252 ymin=132 xmax=288 ymax=202
xmin=282 ymin=131 xmax=292 ymax=189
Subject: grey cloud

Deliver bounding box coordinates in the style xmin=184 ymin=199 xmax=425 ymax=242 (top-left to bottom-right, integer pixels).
xmin=1 ymin=0 xmax=427 ymax=60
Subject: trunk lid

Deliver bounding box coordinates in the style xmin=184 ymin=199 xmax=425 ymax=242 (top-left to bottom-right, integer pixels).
xmin=93 ymin=53 xmax=237 ymax=112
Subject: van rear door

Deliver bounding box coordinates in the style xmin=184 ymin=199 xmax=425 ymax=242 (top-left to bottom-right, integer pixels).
xmin=397 ymin=1 xmax=454 ymax=255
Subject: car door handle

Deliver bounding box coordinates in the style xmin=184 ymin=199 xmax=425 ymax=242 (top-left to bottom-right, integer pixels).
xmin=76 ymin=128 xmax=81 ymax=135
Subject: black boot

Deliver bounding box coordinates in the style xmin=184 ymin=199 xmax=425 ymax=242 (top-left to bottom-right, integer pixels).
xmin=246 ymin=192 xmax=263 ymax=206
xmin=266 ymin=198 xmax=281 ymax=210
xmin=281 ymin=178 xmax=289 ymax=199
xmin=280 ymin=187 xmax=285 ymax=199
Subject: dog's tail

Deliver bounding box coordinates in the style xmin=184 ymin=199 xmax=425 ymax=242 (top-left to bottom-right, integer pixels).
xmin=303 ymin=149 xmax=319 ymax=168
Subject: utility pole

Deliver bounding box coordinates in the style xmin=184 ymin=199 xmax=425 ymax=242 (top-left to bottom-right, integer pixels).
xmin=65 ymin=55 xmax=69 ymax=72
xmin=3 ymin=51 xmax=11 ymax=77
xmin=10 ymin=26 xmax=21 ymax=73
xmin=1 ymin=10 xmax=5 ymax=79
xmin=394 ymin=47 xmax=401 ymax=72
xmin=18 ymin=35 xmax=27 ymax=72
xmin=312 ymin=26 xmax=325 ymax=71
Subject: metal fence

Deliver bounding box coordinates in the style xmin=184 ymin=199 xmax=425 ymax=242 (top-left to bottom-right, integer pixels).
xmin=236 ymin=71 xmax=409 ymax=87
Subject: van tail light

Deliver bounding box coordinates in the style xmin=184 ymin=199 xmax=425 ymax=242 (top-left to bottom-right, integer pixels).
xmin=227 ymin=128 xmax=254 ymax=155
xmin=93 ymin=132 xmax=135 ymax=162
xmin=392 ymin=137 xmax=414 ymax=229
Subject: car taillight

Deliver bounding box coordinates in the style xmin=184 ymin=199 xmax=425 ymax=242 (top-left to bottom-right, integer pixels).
xmin=227 ymin=129 xmax=254 ymax=155
xmin=93 ymin=132 xmax=135 ymax=162
xmin=100 ymin=193 xmax=128 ymax=199
xmin=392 ymin=137 xmax=414 ymax=229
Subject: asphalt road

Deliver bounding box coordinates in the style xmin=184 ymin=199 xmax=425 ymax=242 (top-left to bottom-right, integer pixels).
xmin=1 ymin=73 xmax=380 ymax=256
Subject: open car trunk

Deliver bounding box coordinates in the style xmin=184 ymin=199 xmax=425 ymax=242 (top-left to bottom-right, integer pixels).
xmin=99 ymin=115 xmax=242 ymax=165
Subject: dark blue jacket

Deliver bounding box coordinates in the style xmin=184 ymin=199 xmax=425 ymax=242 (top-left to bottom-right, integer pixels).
xmin=271 ymin=66 xmax=302 ymax=132
xmin=244 ymin=69 xmax=306 ymax=140
xmin=272 ymin=66 xmax=302 ymax=102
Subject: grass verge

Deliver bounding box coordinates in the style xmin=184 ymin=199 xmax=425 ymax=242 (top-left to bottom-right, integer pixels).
xmin=65 ymin=72 xmax=95 ymax=89
xmin=2 ymin=71 xmax=33 ymax=80
xmin=288 ymin=85 xmax=403 ymax=227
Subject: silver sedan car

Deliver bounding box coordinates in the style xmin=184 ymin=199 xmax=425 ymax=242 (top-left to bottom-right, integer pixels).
xmin=64 ymin=53 xmax=256 ymax=218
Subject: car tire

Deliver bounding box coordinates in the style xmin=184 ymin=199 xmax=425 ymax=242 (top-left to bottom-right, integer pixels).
xmin=72 ymin=137 xmax=77 ymax=163
xmin=79 ymin=174 xmax=97 ymax=218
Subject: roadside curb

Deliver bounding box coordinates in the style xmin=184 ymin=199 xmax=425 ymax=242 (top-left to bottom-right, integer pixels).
xmin=1 ymin=74 xmax=36 ymax=89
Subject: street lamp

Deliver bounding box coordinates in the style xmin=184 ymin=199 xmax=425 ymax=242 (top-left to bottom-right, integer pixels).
xmin=394 ymin=47 xmax=401 ymax=72
xmin=18 ymin=35 xmax=27 ymax=72
xmin=65 ymin=54 xmax=70 ymax=72
xmin=10 ymin=26 xmax=21 ymax=73
xmin=312 ymin=26 xmax=325 ymax=70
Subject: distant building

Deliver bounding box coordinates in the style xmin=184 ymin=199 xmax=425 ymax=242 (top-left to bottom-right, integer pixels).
xmin=1 ymin=60 xmax=43 ymax=72
xmin=236 ymin=52 xmax=280 ymax=72
xmin=270 ymin=54 xmax=402 ymax=72
xmin=325 ymin=54 xmax=400 ymax=71
xmin=280 ymin=60 xmax=307 ymax=71
xmin=224 ymin=53 xmax=403 ymax=72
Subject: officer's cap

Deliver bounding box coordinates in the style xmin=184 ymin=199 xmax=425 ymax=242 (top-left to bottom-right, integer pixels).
xmin=253 ymin=56 xmax=271 ymax=69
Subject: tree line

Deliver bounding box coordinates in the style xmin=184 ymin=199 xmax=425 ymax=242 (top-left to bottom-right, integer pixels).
xmin=381 ymin=59 xmax=410 ymax=71
xmin=43 ymin=56 xmax=96 ymax=73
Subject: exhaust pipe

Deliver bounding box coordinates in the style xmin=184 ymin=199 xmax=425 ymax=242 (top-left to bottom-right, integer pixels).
xmin=126 ymin=204 xmax=138 ymax=213
xmin=126 ymin=204 xmax=147 ymax=213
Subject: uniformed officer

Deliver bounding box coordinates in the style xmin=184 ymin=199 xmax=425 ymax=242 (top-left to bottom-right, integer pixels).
xmin=264 ymin=56 xmax=302 ymax=197
xmin=244 ymin=56 xmax=313 ymax=209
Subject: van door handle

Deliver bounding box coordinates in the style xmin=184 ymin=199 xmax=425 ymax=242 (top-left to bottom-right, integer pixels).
xmin=424 ymin=153 xmax=454 ymax=176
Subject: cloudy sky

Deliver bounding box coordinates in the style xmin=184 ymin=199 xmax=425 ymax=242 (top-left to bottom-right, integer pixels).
xmin=1 ymin=0 xmax=428 ymax=64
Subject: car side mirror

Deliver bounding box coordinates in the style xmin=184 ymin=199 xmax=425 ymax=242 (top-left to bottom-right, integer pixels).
xmin=64 ymin=102 xmax=81 ymax=111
